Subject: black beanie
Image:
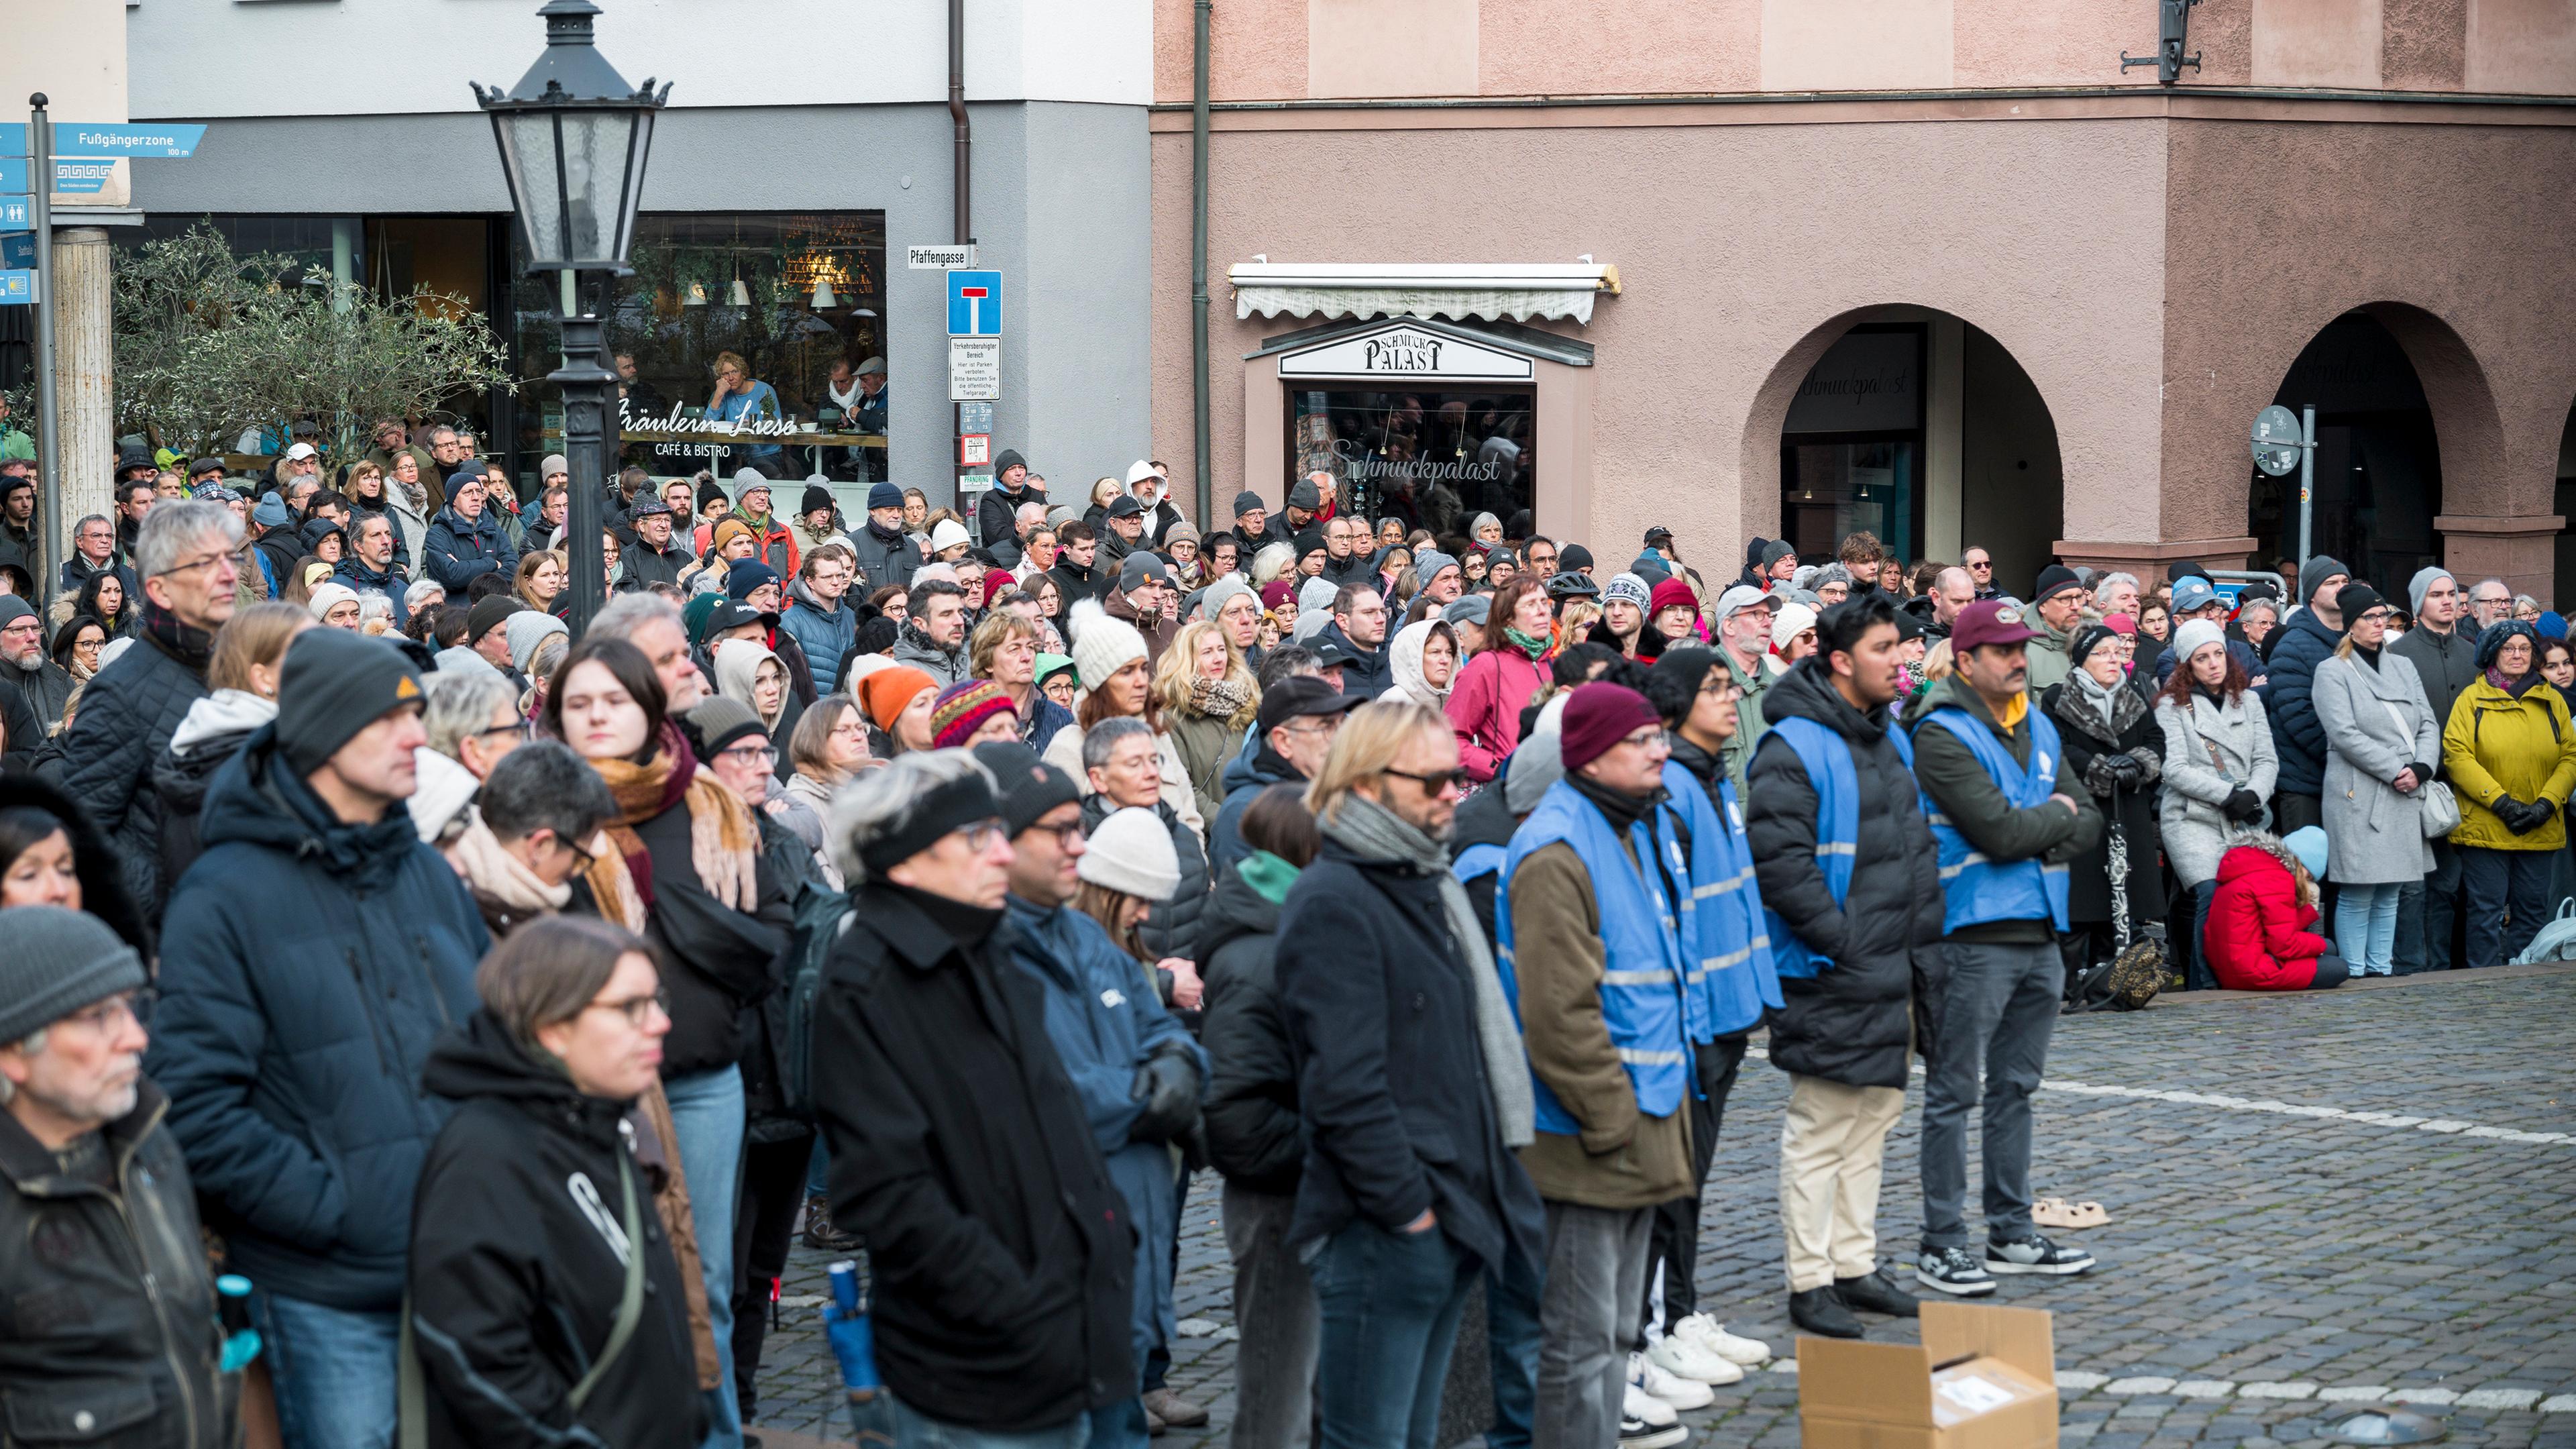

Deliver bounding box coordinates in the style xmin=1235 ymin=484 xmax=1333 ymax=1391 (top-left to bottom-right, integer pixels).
xmin=275 ymin=631 xmax=425 ymax=778
xmin=801 ymin=484 xmax=836 ymax=517
xmin=2336 ymin=580 xmax=2385 ymax=627
xmin=971 ymin=741 xmax=1081 ymax=837
xmin=697 ymin=478 xmax=729 ymax=513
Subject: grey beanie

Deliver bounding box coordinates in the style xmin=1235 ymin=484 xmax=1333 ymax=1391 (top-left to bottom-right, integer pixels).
xmin=2408 ymin=564 xmax=2455 ymax=616
xmin=2298 ymin=554 xmax=2351 ymax=610
xmin=1415 ymin=549 xmax=1460 ymax=585
xmin=0 ymin=906 xmax=146 ymax=1045
xmin=1503 ymin=694 xmax=1572 ymax=816
xmin=1297 ymin=576 xmax=1340 ymax=615
xmin=1442 ymin=594 xmax=1492 ymax=627
xmin=1199 ymin=576 xmax=1257 ymax=622
xmin=505 ymin=610 xmax=570 ymax=675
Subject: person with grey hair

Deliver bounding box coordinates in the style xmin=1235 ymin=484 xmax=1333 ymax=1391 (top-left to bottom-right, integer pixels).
xmin=0 ymin=906 xmax=231 ymax=1449
xmin=590 ymin=590 xmax=707 ymax=709
xmin=811 ymin=749 xmax=1146 ymax=1446
xmin=445 ymin=740 xmax=620 ymax=939
xmin=1809 ymin=563 xmax=1855 ymax=608
xmin=1081 ymin=714 xmax=1214 ymax=975
xmin=60 ymin=511 xmax=136 ymax=599
xmin=421 ymin=667 xmax=526 ymax=778
xmin=56 ymin=500 xmax=244 ymax=918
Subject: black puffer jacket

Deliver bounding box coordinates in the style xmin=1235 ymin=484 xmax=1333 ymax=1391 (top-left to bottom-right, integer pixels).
xmin=0 ymin=1083 xmax=234 ymax=1449
xmin=410 ymin=1012 xmax=706 ymax=1449
xmin=0 ymin=771 xmax=151 ymax=955
xmin=55 ymin=626 xmax=212 ymax=922
xmin=1746 ymin=658 xmax=1945 ymax=1089
xmin=1081 ymin=792 xmax=1211 ymax=965
xmin=1197 ymin=860 xmax=1301 ymax=1195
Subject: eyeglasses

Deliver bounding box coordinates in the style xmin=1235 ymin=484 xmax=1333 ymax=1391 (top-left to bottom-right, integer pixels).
xmin=956 ymin=818 xmax=1009 ymax=851
xmin=1615 ymin=729 xmax=1670 ymax=753
xmin=154 ymin=551 xmax=238 ymax=582
xmin=1384 ymin=765 xmax=1473 ymax=795
xmin=585 ymin=987 xmax=670 ymax=1028
xmin=65 ymin=989 xmax=155 ymax=1032
xmin=720 ymin=744 xmax=778 ymax=767
xmin=475 ymin=720 xmax=534 ymax=743
xmin=1024 ymin=819 xmax=1086 ymax=848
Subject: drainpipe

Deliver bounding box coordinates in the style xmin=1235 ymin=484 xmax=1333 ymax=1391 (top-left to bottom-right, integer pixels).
xmin=1191 ymin=0 xmax=1213 ymax=524
xmin=949 ymin=0 xmax=970 ymax=246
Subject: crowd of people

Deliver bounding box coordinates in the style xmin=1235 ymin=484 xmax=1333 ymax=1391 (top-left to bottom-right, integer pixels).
xmin=3 ymin=435 xmax=2568 ymax=1449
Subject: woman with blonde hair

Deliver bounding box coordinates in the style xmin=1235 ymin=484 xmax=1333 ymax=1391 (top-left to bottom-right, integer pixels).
xmin=1085 ymin=476 xmax=1124 ymax=533
xmin=1157 ymin=618 xmax=1261 ymax=824
xmin=1042 ymin=600 xmax=1206 ymax=835
xmin=1249 ymin=540 xmax=1296 ymax=588
xmin=155 ymin=602 xmax=311 ymax=888
xmin=515 ymin=548 xmax=570 ymax=616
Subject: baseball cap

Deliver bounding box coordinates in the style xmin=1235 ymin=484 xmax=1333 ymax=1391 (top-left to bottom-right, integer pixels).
xmin=283 ymin=441 xmax=319 ymax=462
xmin=1442 ymin=595 xmax=1493 ymax=628
xmin=2169 ymin=577 xmax=2220 ymax=614
xmin=1306 ymin=636 xmax=1360 ymax=672
xmin=696 ymin=598 xmax=767 ymax=644
xmin=1714 ymin=584 xmax=1777 ymax=621
xmin=1256 ymin=673 xmax=1364 ymax=735
xmin=1104 ymin=494 xmax=1144 ymax=520
xmin=1951 ymin=599 xmax=2044 ymax=653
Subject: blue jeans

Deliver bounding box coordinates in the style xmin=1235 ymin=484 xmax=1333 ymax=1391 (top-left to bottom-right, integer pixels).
xmin=887 ymin=1391 xmax=1143 ymax=1449
xmin=2189 ymin=882 xmax=2218 ymax=991
xmin=808 ymin=1136 xmax=831 ymax=1197
xmin=2333 ymin=884 xmax=2401 ymax=974
xmin=246 ymin=1290 xmax=400 ymax=1449
xmin=1485 ymin=1243 xmax=1544 ymax=1449
xmin=1311 ymin=1220 xmax=1479 ymax=1449
xmin=2459 ymin=847 xmax=2553 ymax=966
xmin=666 ymin=1065 xmax=747 ymax=1449
xmin=1919 ymin=940 xmax=2059 ymax=1250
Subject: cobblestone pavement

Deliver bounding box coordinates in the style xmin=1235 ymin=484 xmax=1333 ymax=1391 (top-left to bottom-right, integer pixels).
xmin=750 ymin=965 xmax=2576 ymax=1448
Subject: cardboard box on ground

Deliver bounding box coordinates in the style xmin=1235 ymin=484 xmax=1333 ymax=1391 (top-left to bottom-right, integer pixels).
xmin=1799 ymin=1302 xmax=2060 ymax=1449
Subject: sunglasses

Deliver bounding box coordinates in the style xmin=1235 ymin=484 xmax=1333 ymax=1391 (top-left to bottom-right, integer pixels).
xmin=1384 ymin=765 xmax=1473 ymax=794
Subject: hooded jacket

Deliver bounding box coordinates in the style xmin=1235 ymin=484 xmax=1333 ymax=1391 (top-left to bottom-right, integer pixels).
xmin=54 ymin=621 xmax=215 ymax=920
xmin=1313 ymin=620 xmax=1394 ymax=702
xmin=0 ymin=1081 xmax=235 ymax=1449
xmin=2258 ymin=605 xmax=2345 ymax=797
xmin=1199 ymin=857 xmax=1303 ymax=1196
xmin=1746 ymin=658 xmax=1945 ymax=1089
xmin=2202 ymin=835 xmax=2332 ymax=990
xmin=2441 ymin=665 xmax=2576 ymax=852
xmin=145 ymin=724 xmax=489 ymax=1311
xmin=408 ymin=1014 xmax=706 ymax=1449
xmin=1103 ymin=586 xmax=1177 ymax=668
xmin=1446 ymin=643 xmax=1549 ymax=784
xmin=776 ymin=578 xmax=857 ymax=699
xmin=810 ymin=883 xmax=1136 ymax=1432
xmin=888 ymin=620 xmax=969 ymax=688
xmin=1210 ymin=738 xmax=1300 ymax=878
xmin=148 ymin=689 xmax=276 ymax=902
xmin=333 ymin=553 xmax=411 ymax=632
xmin=422 ymin=504 xmax=519 ymax=592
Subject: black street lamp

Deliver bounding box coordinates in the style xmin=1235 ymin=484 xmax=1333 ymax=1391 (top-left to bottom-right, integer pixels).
xmin=473 ymin=0 xmax=670 ymax=636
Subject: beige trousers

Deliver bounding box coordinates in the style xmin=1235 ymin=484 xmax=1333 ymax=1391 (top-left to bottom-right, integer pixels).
xmin=1777 ymin=1073 xmax=1909 ymax=1292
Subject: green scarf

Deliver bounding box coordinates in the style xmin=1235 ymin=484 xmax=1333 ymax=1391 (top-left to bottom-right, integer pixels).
xmin=1503 ymin=624 xmax=1554 ymax=661
xmin=1238 ymin=849 xmax=1300 ymax=905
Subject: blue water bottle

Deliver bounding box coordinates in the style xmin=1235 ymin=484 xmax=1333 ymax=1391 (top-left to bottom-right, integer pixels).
xmin=824 ymin=1260 xmax=892 ymax=1446
xmin=216 ymin=1275 xmax=262 ymax=1372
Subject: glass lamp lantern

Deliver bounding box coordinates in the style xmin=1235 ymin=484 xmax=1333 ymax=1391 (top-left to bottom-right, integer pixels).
xmin=472 ymin=0 xmax=669 ymax=277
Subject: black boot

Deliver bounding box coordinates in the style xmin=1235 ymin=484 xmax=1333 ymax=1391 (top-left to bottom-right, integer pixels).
xmin=1789 ymin=1285 xmax=1864 ymax=1339
xmin=1834 ymin=1267 xmax=1921 ymax=1318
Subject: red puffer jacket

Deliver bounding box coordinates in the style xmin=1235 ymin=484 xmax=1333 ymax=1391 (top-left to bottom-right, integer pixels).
xmin=2202 ymin=837 xmax=2331 ymax=990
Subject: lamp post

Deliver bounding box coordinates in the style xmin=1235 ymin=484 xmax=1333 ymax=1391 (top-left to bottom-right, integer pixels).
xmin=473 ymin=0 xmax=669 ymax=637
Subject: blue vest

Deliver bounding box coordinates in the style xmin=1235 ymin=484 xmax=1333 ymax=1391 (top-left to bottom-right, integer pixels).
xmin=1496 ymin=780 xmax=1693 ymax=1133
xmin=1453 ymin=841 xmax=1506 ymax=888
xmin=1660 ymin=762 xmax=1781 ymax=1040
xmin=1913 ymin=707 xmax=2073 ymax=933
xmin=1752 ymin=716 xmax=1914 ymax=978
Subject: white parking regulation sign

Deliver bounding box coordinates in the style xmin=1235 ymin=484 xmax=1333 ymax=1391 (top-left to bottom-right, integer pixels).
xmin=949 ymin=337 xmax=1000 ymax=401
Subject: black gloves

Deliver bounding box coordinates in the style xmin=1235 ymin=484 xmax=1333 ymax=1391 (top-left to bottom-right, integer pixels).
xmin=2496 ymin=797 xmax=2553 ymax=835
xmin=2222 ymin=788 xmax=2264 ymax=824
xmin=1128 ymin=1042 xmax=1203 ymax=1144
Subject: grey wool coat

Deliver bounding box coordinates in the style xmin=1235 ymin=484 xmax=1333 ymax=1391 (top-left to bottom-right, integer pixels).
xmin=2312 ymin=649 xmax=2442 ymax=884
xmin=2155 ymin=685 xmax=2279 ymax=888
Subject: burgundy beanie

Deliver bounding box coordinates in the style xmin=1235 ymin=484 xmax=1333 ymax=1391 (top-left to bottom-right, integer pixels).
xmin=1557 ymin=682 xmax=1662 ymax=773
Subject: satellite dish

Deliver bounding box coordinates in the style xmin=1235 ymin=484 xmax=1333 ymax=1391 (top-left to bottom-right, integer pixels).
xmin=2251 ymin=405 xmax=2304 ymax=478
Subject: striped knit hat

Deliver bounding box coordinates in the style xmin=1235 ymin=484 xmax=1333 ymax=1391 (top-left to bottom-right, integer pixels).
xmin=930 ymin=678 xmax=1018 ymax=749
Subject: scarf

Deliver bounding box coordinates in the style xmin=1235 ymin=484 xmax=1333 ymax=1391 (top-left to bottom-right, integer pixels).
xmin=1188 ymin=674 xmax=1255 ymax=727
xmin=1320 ymin=794 xmax=1534 ymax=1148
xmin=447 ymin=818 xmax=574 ymax=914
xmin=140 ymin=599 xmax=217 ymax=677
xmin=1502 ymin=623 xmax=1555 ymax=662
xmin=2487 ymin=665 xmax=2540 ymax=697
xmin=584 ymin=722 xmax=759 ymax=919
xmin=1238 ymin=850 xmax=1300 ymax=906
xmin=2068 ymin=663 xmax=2121 ymax=733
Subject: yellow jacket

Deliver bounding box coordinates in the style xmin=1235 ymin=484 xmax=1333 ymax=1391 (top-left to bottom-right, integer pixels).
xmin=2441 ymin=676 xmax=2576 ymax=851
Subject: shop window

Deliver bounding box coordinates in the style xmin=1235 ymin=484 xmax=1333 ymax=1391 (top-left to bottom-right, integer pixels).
xmin=1780 ymin=324 xmax=1925 ymax=563
xmin=1289 ymin=386 xmax=1532 ymax=538
xmin=513 ymin=211 xmax=888 ymax=488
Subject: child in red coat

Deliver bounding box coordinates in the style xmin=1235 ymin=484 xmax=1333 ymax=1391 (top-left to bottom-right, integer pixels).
xmin=2202 ymin=826 xmax=2353 ymax=991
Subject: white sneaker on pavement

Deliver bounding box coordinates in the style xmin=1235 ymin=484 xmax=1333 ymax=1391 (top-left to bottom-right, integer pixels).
xmin=1672 ymin=1313 xmax=1770 ymax=1366
xmin=1648 ymin=1331 xmax=1746 ymax=1386
xmin=1624 ymin=1379 xmax=1680 ymax=1428
xmin=1631 ymin=1350 xmax=1715 ymax=1410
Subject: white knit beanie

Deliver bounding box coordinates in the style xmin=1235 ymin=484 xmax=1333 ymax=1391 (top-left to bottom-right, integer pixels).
xmin=1077 ymin=806 xmax=1181 ymax=901
xmin=306 ymin=582 xmax=360 ymax=622
xmin=2171 ymin=617 xmax=2227 ymax=667
xmin=1067 ymin=598 xmax=1147 ymax=693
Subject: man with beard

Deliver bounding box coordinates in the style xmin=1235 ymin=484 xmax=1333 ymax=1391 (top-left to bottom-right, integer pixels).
xmin=891 ymin=578 xmax=971 ymax=686
xmin=847 ymin=482 xmax=924 ymax=594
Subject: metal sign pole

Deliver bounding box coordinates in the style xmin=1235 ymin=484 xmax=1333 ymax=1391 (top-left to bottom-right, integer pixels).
xmin=28 ymin=95 xmax=55 ymax=590
xmin=2297 ymin=403 xmax=2315 ymax=578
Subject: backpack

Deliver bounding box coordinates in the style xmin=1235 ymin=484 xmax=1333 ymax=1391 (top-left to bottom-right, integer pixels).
xmin=2067 ymin=793 xmax=2167 ymax=1013
xmin=779 ymin=877 xmax=853 ymax=1122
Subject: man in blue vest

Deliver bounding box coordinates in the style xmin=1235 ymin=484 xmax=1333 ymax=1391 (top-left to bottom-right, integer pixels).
xmin=1501 ymin=682 xmax=1717 ymax=1448
xmin=1904 ymin=598 xmax=2104 ymax=1297
xmin=1746 ymin=595 xmax=1944 ymax=1340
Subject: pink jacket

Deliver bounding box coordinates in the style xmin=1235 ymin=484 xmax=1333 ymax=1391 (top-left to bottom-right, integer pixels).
xmin=1446 ymin=647 xmax=1549 ymax=782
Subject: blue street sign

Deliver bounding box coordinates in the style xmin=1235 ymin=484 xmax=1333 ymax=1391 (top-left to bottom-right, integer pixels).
xmin=0 ymin=196 xmax=25 ymax=231
xmin=0 ymin=270 xmax=33 ymax=305
xmin=0 ymin=235 xmax=29 ymax=270
xmin=945 ymin=270 xmax=1002 ymax=336
xmin=0 ymin=158 xmax=113 ymax=195
xmin=0 ymin=122 xmax=205 ymax=159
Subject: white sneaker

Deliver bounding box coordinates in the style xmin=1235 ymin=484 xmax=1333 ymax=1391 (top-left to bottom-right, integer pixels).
xmin=1623 ymin=1379 xmax=1680 ymax=1428
xmin=1631 ymin=1350 xmax=1715 ymax=1410
xmin=1648 ymin=1331 xmax=1746 ymax=1386
xmin=1673 ymin=1312 xmax=1770 ymax=1366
